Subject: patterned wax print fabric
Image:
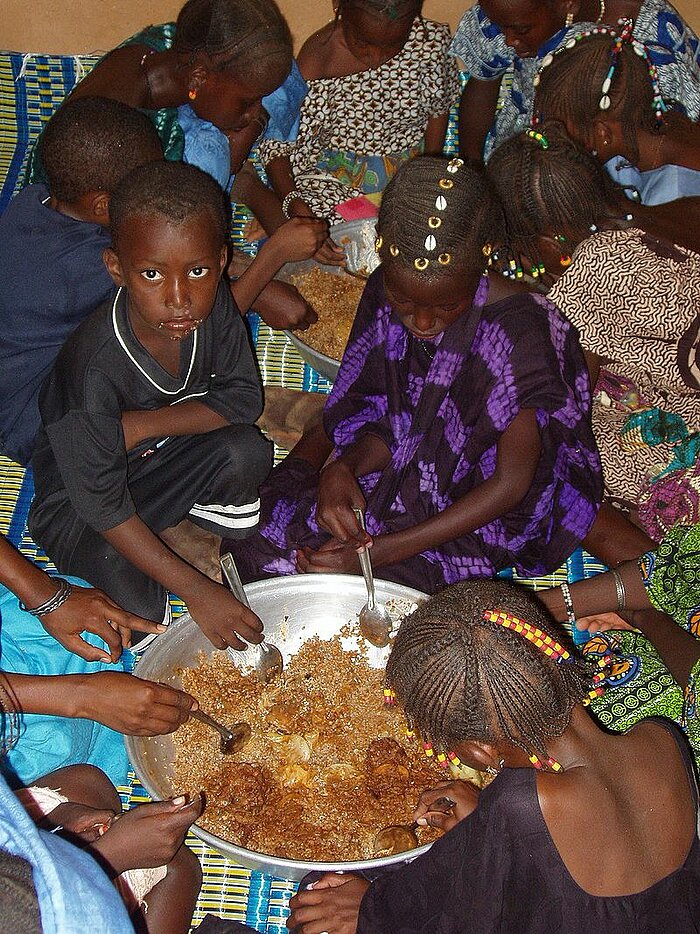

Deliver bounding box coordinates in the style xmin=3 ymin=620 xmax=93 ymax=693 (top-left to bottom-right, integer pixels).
xmin=257 ymin=18 xmax=460 ymax=220
xmin=547 ymin=228 xmax=700 ymax=535
xmin=226 ymin=269 xmax=602 ymax=591
xmin=585 ymin=524 xmax=700 ymax=767
xmin=358 ymin=741 xmax=700 ymax=933
xmin=449 ymin=0 xmax=700 ymax=161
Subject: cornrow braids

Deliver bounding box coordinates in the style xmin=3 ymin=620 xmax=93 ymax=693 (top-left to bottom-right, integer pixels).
xmin=376 ymin=155 xmax=505 ymax=281
xmin=386 ymin=579 xmax=590 ymax=757
xmin=487 ymin=122 xmax=623 ymax=268
xmin=109 ymin=161 xmax=229 ymax=250
xmin=534 ymin=32 xmax=661 ymax=164
xmin=174 ymin=0 xmax=292 ymax=75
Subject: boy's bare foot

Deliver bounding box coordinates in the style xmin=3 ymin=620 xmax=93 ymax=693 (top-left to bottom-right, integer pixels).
xmin=159 ymin=520 xmax=222 ymax=582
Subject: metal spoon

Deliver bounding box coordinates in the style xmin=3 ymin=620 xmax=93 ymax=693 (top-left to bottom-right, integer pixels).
xmin=220 ymin=553 xmax=284 ymax=683
xmin=351 ymin=507 xmax=393 ymax=647
xmin=373 ymin=796 xmax=455 ymax=856
xmin=189 ymin=707 xmax=251 ymax=755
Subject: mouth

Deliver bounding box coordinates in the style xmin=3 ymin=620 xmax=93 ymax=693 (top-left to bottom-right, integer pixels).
xmin=408 ymin=328 xmax=440 ymax=340
xmin=158 ymin=318 xmax=202 ymax=338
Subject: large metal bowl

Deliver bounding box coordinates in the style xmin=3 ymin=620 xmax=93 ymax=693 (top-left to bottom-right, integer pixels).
xmin=280 ymin=219 xmax=379 ymax=384
xmin=126 ymin=574 xmax=428 ymax=881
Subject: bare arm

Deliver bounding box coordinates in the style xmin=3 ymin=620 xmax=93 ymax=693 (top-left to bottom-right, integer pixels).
xmin=121 ymin=401 xmax=228 ymax=452
xmin=457 ymin=78 xmax=501 ymax=165
xmin=231 ymin=163 xmax=286 ymax=235
xmin=0 ymin=536 xmax=160 ymax=661
xmin=101 ymin=514 xmax=262 ymax=649
xmin=2 ymin=671 xmax=195 ymax=736
xmin=423 ymin=112 xmax=450 ymax=155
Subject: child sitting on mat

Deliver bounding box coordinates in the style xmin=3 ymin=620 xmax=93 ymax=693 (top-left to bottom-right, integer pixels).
xmin=225 ymin=156 xmax=602 ymax=591
xmin=258 ymin=0 xmax=460 ymax=249
xmin=287 ymin=579 xmax=700 ymax=932
xmin=27 ymin=161 xmax=292 ymax=651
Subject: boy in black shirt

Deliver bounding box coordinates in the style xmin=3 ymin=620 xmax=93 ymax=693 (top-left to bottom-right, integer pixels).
xmin=29 ymin=162 xmax=278 ymax=650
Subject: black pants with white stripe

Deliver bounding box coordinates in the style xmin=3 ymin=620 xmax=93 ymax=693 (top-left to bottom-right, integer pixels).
xmin=56 ymin=424 xmax=272 ymax=624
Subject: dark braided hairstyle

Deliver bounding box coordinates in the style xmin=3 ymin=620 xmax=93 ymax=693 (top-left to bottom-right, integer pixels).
xmin=376 ymin=155 xmax=505 ymax=281
xmin=487 ymin=122 xmax=624 ymax=260
xmin=109 ymin=161 xmax=229 ymax=250
xmin=174 ymin=0 xmax=292 ymax=79
xmin=40 ymin=97 xmax=162 ymax=203
xmin=534 ymin=33 xmax=661 ymax=164
xmin=386 ymin=579 xmax=590 ymax=757
xmin=338 ymin=0 xmax=423 ymax=18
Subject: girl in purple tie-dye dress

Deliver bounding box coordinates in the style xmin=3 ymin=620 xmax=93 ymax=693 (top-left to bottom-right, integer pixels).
xmin=227 ymin=157 xmax=602 ymax=591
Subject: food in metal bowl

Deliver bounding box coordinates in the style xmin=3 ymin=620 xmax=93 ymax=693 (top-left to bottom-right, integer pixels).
xmin=172 ymin=635 xmax=445 ymax=861
xmin=290 ymin=267 xmax=365 ymax=362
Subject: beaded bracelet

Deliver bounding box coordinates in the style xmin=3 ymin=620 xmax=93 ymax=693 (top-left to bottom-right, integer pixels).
xmin=611 ymin=568 xmax=626 ymax=610
xmin=19 ymin=577 xmax=73 ymax=617
xmin=560 ymin=582 xmax=576 ymax=629
xmin=281 ymin=189 xmax=305 ymax=219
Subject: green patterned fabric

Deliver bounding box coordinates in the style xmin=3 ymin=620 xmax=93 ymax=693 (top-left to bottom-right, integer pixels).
xmin=588 ymin=523 xmax=700 ymax=768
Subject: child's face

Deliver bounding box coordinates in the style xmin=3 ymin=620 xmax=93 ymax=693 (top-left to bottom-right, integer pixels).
xmin=383 ymin=264 xmax=480 ymax=339
xmin=193 ymin=66 xmax=286 ymax=134
xmin=480 ymin=0 xmax=568 ymax=58
xmin=104 ymin=211 xmax=227 ymax=343
xmin=340 ymin=3 xmax=417 ymax=68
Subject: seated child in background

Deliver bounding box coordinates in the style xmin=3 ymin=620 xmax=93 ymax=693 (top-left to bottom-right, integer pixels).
xmin=486 ymin=123 xmax=700 ymax=539
xmin=27 ymin=162 xmax=285 ymax=651
xmin=0 ymin=97 xmax=163 ymax=465
xmin=450 ymin=0 xmax=700 ymax=165
xmin=226 ymin=156 xmax=602 ymax=592
xmin=533 ymin=27 xmax=700 ymax=205
xmin=4 ymin=758 xmax=201 ymax=934
xmin=258 ymin=0 xmax=460 ymax=237
xmin=288 ymin=579 xmax=700 ymax=933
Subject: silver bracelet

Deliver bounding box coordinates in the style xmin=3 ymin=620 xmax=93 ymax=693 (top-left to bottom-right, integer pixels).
xmin=19 ymin=577 xmax=73 ymax=616
xmin=281 ymin=189 xmax=304 ymax=219
xmin=560 ymin=582 xmax=576 ymax=627
xmin=611 ymin=568 xmax=626 ymax=610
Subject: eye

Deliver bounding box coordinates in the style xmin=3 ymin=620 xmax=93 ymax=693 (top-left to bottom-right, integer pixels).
xmin=189 ymin=266 xmax=209 ymax=279
xmin=141 ymin=269 xmax=163 ymax=281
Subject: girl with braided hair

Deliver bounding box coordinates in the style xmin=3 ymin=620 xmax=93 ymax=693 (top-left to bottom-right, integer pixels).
xmin=224 ymin=155 xmax=602 ymax=591
xmin=258 ymin=0 xmax=460 ymax=236
xmin=449 ymin=0 xmax=700 ymax=165
xmin=288 ymin=579 xmax=700 ymax=933
xmin=486 ymin=121 xmax=700 ymax=541
xmin=533 ymin=27 xmax=700 ymax=204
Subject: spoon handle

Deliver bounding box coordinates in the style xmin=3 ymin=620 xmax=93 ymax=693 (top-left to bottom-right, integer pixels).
xmin=190 ymin=707 xmax=230 ymax=740
xmin=220 ymin=553 xmax=250 ymax=609
xmin=351 ymin=507 xmax=377 ymax=610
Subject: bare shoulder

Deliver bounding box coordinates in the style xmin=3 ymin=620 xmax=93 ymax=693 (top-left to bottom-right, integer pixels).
xmin=70 ymin=44 xmax=149 ymax=106
xmin=298 ymin=23 xmax=340 ymax=80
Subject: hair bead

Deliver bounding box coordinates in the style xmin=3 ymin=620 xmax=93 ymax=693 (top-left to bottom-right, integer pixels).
xmin=425 ymin=234 xmax=437 ymax=251
xmin=438 ymin=252 xmax=452 ymax=265
xmin=414 ymin=257 xmax=429 ymax=270
xmin=435 ymin=195 xmax=447 ymax=211
xmin=374 ymin=235 xmax=383 ymax=251
xmin=389 ymin=244 xmax=399 ymax=256
xmin=438 ymin=178 xmax=454 ymax=190
xmin=427 ymin=216 xmax=442 ymax=229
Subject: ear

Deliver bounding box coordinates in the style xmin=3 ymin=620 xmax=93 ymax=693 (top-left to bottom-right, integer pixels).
xmin=90 ymin=191 xmax=111 ymax=225
xmin=188 ymin=57 xmax=211 ymax=94
xmin=591 ymin=117 xmax=615 ymax=154
xmin=455 ymin=741 xmax=503 ymax=772
xmin=103 ymin=247 xmax=125 ymax=287
xmin=218 ymin=244 xmax=228 ymax=277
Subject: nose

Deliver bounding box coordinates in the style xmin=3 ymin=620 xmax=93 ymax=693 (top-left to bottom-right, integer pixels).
xmin=412 ymin=307 xmax=437 ymax=333
xmin=165 ymin=276 xmax=191 ymax=312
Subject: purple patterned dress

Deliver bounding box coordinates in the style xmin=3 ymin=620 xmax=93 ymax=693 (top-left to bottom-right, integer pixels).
xmin=228 ymin=270 xmax=602 ymax=590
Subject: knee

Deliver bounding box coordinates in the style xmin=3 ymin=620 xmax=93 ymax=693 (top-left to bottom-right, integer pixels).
xmin=39 ymin=764 xmax=121 ymax=812
xmin=219 ymin=424 xmax=273 ymax=486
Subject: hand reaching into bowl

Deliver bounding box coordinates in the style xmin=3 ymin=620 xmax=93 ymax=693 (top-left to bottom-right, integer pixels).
xmin=287 ymin=872 xmax=370 ymax=934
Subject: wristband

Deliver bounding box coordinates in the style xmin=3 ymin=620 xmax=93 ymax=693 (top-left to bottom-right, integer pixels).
xmin=560 ymin=582 xmax=576 ymax=628
xmin=19 ymin=577 xmax=73 ymax=616
xmin=611 ymin=568 xmax=626 ymax=610
xmin=281 ymin=189 xmax=304 ymax=219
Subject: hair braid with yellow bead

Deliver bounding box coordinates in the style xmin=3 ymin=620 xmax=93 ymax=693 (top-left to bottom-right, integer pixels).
xmin=374 ymin=155 xmax=505 ymax=280
xmin=386 ymin=579 xmax=595 ymax=773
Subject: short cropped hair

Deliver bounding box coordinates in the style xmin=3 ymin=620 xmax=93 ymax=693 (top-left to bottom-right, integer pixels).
xmin=109 ymin=161 xmax=229 ymax=250
xmin=386 ymin=579 xmax=590 ymax=755
xmin=40 ymin=96 xmax=162 ymax=203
